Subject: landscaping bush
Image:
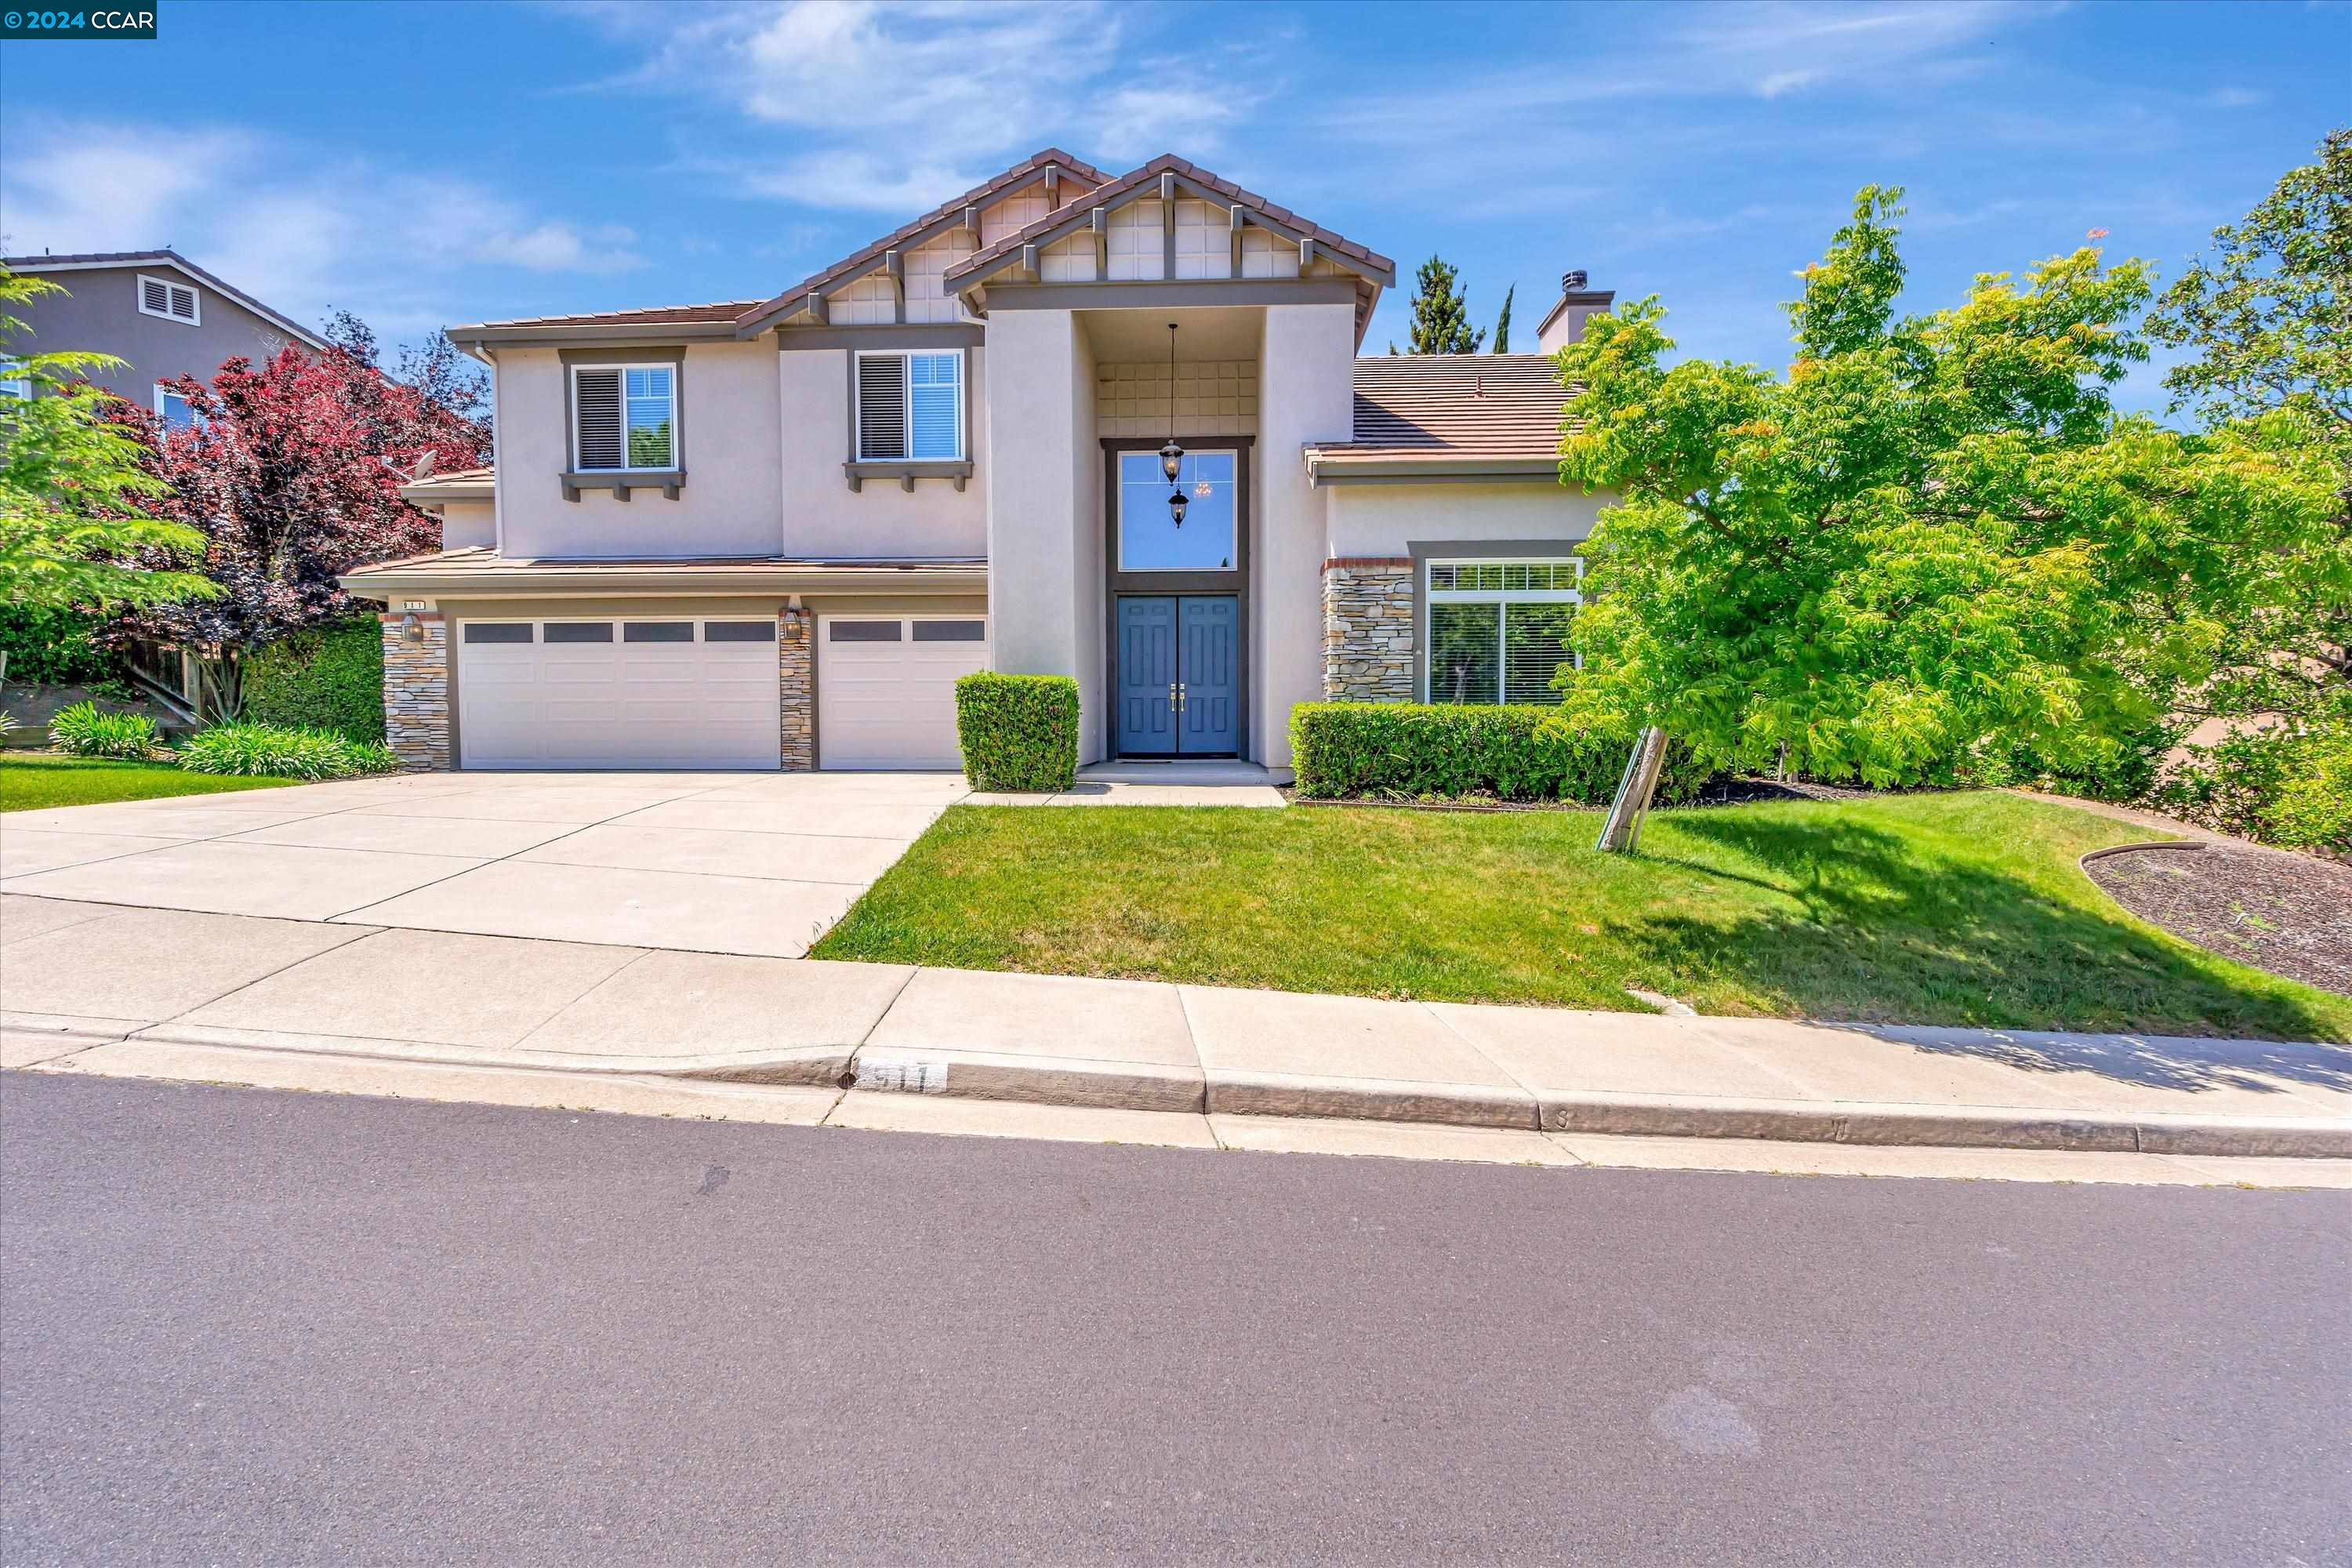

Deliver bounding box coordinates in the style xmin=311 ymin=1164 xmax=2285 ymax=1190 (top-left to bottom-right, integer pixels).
xmin=243 ymin=619 xmax=386 ymax=743
xmin=176 ymin=721 xmax=399 ymax=781
xmin=0 ymin=604 xmax=127 ymax=688
xmin=2158 ymin=720 xmax=2352 ymax=857
xmin=954 ymin=673 xmax=1079 ymax=792
xmin=49 ymin=701 xmax=161 ymax=760
xmin=1289 ymin=702 xmax=1713 ymax=804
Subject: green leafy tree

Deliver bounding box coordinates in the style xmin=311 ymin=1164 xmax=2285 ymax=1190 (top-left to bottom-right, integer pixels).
xmin=1552 ymin=187 xmax=2342 ymax=846
xmin=2144 ymin=127 xmax=2350 ymax=727
xmin=0 ymin=269 xmax=213 ymax=612
xmin=1405 ymin=256 xmax=1485 ymax=354
xmin=1495 ymin=284 xmax=1515 ymax=354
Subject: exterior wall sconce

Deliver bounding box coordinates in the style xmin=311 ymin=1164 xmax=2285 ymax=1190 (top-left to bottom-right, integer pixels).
xmin=399 ymin=613 xmax=425 ymax=644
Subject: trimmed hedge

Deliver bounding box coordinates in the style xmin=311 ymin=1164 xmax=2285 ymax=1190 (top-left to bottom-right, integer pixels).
xmin=0 ymin=604 xmax=125 ymax=687
xmin=1290 ymin=702 xmax=1711 ymax=804
xmin=244 ymin=619 xmax=386 ymax=743
xmin=955 ymin=673 xmax=1080 ymax=792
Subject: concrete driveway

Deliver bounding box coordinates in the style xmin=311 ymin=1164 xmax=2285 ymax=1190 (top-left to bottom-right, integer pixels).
xmin=0 ymin=771 xmax=971 ymax=957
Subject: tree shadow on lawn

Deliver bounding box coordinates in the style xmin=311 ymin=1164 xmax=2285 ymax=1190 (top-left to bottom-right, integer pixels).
xmin=1636 ymin=809 xmax=2352 ymax=1095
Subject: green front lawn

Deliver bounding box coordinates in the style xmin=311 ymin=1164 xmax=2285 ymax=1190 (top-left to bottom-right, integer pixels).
xmin=811 ymin=790 xmax=2352 ymax=1040
xmin=0 ymin=752 xmax=296 ymax=812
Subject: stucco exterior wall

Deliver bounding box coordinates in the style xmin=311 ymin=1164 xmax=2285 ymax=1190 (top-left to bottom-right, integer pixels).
xmin=9 ymin=264 xmax=307 ymax=405
xmin=982 ymin=310 xmax=1086 ymax=702
xmin=1068 ymin=321 xmax=1104 ymax=762
xmin=1254 ymin=302 xmax=1358 ymax=768
xmin=435 ymin=499 xmax=496 ymax=550
xmin=776 ymin=347 xmax=989 ymax=558
xmin=1323 ymin=481 xmax=1607 ymax=558
xmin=493 ymin=341 xmax=783 ymax=560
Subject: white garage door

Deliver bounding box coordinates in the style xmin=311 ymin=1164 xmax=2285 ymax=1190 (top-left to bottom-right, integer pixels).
xmin=818 ymin=615 xmax=989 ymax=770
xmin=456 ymin=617 xmax=781 ymax=769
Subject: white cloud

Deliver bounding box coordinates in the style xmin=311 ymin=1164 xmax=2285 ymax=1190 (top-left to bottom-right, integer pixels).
xmin=0 ymin=117 xmax=645 ymax=338
xmin=564 ymin=1 xmax=1275 ymax=214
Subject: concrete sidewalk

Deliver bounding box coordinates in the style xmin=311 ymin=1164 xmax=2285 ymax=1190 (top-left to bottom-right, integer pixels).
xmin=5 ymin=893 xmax=2347 ymax=1159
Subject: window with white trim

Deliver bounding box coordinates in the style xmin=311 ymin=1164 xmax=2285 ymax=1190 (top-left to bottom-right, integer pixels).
xmin=0 ymin=370 xmax=29 ymax=400
xmin=136 ymin=273 xmax=200 ymax=325
xmin=572 ymin=364 xmax=675 ymax=471
xmin=154 ymin=384 xmax=198 ymax=432
xmin=855 ymin=350 xmax=962 ymax=462
xmin=1425 ymin=558 xmax=1584 ymax=706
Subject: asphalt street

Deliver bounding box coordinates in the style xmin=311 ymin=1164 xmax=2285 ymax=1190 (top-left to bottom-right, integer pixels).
xmin=2 ymin=1072 xmax=2344 ymax=1566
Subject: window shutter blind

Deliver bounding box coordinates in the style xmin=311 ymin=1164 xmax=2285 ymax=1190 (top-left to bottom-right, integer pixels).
xmin=141 ymin=278 xmax=169 ymax=314
xmin=858 ymin=354 xmax=906 ymax=460
xmin=574 ymin=369 xmax=623 ymax=470
xmin=908 ymin=353 xmax=958 ymax=459
xmin=1501 ymin=603 xmax=1577 ymax=704
xmin=169 ymin=285 xmax=197 ymax=321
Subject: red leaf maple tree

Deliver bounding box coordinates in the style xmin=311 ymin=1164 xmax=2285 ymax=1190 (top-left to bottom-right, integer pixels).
xmin=109 ymin=339 xmax=488 ymax=652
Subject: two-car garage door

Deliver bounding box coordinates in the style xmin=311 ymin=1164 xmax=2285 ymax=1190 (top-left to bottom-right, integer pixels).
xmin=453 ymin=613 xmax=987 ymax=770
xmin=458 ymin=616 xmax=782 ymax=769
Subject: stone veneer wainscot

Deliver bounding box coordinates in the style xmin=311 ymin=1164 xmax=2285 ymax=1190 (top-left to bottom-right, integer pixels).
xmin=379 ymin=614 xmax=451 ymax=770
xmin=1320 ymin=557 xmax=1414 ymax=701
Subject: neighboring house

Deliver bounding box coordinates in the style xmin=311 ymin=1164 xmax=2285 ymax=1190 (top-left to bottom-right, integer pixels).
xmin=0 ymin=249 xmax=328 ymax=428
xmin=343 ymin=150 xmax=1611 ymax=776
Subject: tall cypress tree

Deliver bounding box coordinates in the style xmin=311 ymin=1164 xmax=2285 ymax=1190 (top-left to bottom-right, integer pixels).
xmin=1405 ymin=256 xmax=1485 ymax=354
xmin=1494 ymin=284 xmax=1515 ymax=353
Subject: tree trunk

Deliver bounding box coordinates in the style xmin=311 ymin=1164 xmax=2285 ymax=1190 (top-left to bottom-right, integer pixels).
xmin=1595 ymin=727 xmax=1668 ymax=854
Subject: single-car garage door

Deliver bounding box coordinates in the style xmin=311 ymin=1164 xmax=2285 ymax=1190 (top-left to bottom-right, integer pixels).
xmin=457 ymin=617 xmax=781 ymax=769
xmin=818 ymin=615 xmax=989 ymax=770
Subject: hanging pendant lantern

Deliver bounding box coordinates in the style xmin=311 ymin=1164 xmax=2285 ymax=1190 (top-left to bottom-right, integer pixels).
xmin=1168 ymin=487 xmax=1189 ymax=527
xmin=1159 ymin=322 xmax=1184 ymax=481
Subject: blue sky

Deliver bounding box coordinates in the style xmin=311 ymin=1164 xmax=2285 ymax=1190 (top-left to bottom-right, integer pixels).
xmin=3 ymin=0 xmax=2344 ymax=413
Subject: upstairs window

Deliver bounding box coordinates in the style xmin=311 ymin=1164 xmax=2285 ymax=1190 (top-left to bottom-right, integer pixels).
xmin=1425 ymin=558 xmax=1583 ymax=705
xmin=856 ymin=350 xmax=962 ymax=462
xmin=137 ymin=273 xmax=200 ymax=326
xmin=154 ymin=384 xmax=198 ymax=432
xmin=572 ymin=364 xmax=675 ymax=471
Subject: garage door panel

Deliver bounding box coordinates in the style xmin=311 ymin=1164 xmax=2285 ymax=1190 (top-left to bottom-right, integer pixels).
xmin=458 ymin=618 xmax=782 ymax=770
xmin=818 ymin=615 xmax=988 ymax=771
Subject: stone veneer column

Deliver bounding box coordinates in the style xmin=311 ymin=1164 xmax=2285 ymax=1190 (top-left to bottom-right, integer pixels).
xmin=1321 ymin=557 xmax=1416 ymax=701
xmin=779 ymin=609 xmax=814 ymax=770
xmin=379 ymin=614 xmax=451 ymax=770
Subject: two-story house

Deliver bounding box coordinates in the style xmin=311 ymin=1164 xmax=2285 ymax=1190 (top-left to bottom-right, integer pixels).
xmin=349 ymin=151 xmax=1613 ymax=778
xmin=0 ymin=249 xmax=328 ymax=427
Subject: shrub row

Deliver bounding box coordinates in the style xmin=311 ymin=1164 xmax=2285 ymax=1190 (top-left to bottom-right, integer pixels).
xmin=177 ymin=722 xmax=399 ymax=780
xmin=1289 ymin=702 xmax=1712 ymax=805
xmin=955 ymin=673 xmax=1079 ymax=792
xmin=0 ymin=605 xmax=125 ymax=688
xmin=49 ymin=701 xmax=398 ymax=782
xmin=2154 ymin=722 xmax=2352 ymax=858
xmin=243 ymin=619 xmax=387 ymax=743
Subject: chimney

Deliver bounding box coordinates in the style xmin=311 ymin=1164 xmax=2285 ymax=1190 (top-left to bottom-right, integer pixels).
xmin=1539 ymin=269 xmax=1615 ymax=354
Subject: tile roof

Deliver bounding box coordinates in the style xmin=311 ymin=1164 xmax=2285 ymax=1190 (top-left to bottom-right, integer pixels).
xmin=348 ymin=547 xmax=985 ymax=578
xmin=943 ymin=154 xmax=1396 ymax=286
xmin=1316 ymin=354 xmax=1583 ymax=459
xmin=454 ymin=300 xmax=765 ymax=331
xmin=0 ymin=249 xmax=328 ymax=349
xmin=733 ymin=147 xmax=1116 ymax=332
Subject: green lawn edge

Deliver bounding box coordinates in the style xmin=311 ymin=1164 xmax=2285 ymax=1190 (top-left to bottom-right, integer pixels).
xmin=811 ymin=789 xmax=2351 ymax=1041
xmin=1 ymin=752 xmax=299 ymax=812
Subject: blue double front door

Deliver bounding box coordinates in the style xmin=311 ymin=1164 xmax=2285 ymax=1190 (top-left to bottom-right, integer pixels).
xmin=1116 ymin=595 xmax=1239 ymax=756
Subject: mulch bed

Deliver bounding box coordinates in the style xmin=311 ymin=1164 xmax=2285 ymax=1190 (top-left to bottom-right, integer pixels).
xmin=2085 ymin=843 xmax=2352 ymax=997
